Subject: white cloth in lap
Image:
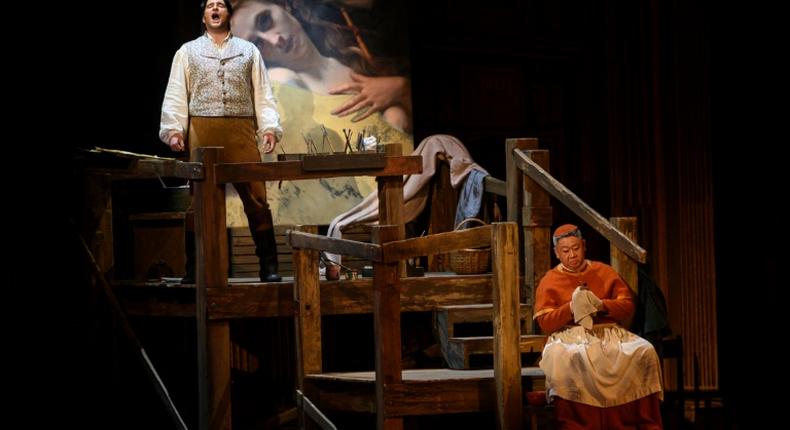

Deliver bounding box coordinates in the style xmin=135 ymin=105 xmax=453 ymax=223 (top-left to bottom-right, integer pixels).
xmin=539 ymin=324 xmax=663 ymax=407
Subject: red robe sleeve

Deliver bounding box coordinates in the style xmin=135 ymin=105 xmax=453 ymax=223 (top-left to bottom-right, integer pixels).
xmin=536 ymin=302 xmax=573 ymax=334
xmin=534 ymin=271 xmax=574 ymax=334
xmin=599 ymin=272 xmax=635 ymax=324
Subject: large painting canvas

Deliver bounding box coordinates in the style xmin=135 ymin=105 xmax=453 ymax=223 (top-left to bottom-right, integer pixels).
xmin=226 ymin=0 xmax=413 ymax=226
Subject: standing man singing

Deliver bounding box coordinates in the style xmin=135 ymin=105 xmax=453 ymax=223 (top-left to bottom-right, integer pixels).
xmin=160 ymin=0 xmax=284 ymax=282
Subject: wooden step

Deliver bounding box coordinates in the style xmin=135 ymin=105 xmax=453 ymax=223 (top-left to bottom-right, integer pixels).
xmin=445 ymin=335 xmax=547 ymax=369
xmin=435 ymin=304 xmax=533 ymax=345
xmin=435 ymin=303 xmax=538 ymax=369
xmin=437 ymin=303 xmax=533 ymax=333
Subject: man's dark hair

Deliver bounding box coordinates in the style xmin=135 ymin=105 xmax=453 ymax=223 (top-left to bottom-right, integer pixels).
xmin=200 ymin=0 xmax=234 ymax=16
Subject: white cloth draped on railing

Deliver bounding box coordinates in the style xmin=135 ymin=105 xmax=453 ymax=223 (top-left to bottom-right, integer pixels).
xmin=325 ymin=134 xmax=487 ymax=265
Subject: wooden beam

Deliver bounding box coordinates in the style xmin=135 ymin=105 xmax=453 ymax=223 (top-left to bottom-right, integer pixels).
xmin=427 ymin=155 xmax=457 ymax=272
xmin=296 ymin=390 xmax=337 ymax=430
xmin=118 ymin=274 xmax=498 ymax=319
xmin=206 ymin=275 xmax=494 ymax=318
xmin=294 ymin=226 xmax=322 ymax=391
xmin=381 ymin=226 xmax=492 ymax=263
xmin=505 ymin=138 xmax=538 ymax=223
xmin=513 ymin=150 xmax=647 ymax=263
xmin=304 ymin=379 xmax=376 ymax=413
xmin=214 ymin=155 xmax=422 ymax=183
xmin=506 ymin=138 xmax=537 ymax=288
xmin=383 ymin=381 xmax=497 ymax=416
xmin=308 ymin=369 xmax=545 ymax=417
xmin=206 ymin=284 xmax=293 ymax=318
xmin=84 ymin=154 xmax=203 ymax=180
xmin=610 ymin=217 xmax=639 ymax=293
xmin=492 ymin=223 xmax=522 ymax=430
xmin=137 ymin=159 xmax=204 ymax=180
xmin=122 ymin=301 xmax=196 ymax=317
xmin=483 ymin=176 xmax=506 ymax=196
xmin=194 ymin=147 xmax=231 ymax=430
xmin=522 ymin=150 xmax=552 ymax=316
xmin=208 ymin=323 xmax=231 ymax=430
xmin=302 ymin=152 xmax=386 ymax=171
xmin=287 ymin=230 xmax=382 ymax=262
xmin=372 ymin=225 xmax=403 ymax=430
xmin=377 ymin=144 xmax=406 ymax=277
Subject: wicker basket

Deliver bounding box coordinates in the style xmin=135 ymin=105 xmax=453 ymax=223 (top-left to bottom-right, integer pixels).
xmin=449 ymin=218 xmax=491 ymax=274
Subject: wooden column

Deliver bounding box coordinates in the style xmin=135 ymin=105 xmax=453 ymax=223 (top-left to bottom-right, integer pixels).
xmin=610 ymin=217 xmax=638 ymax=293
xmin=375 ymin=144 xmax=406 ymax=429
xmin=293 ymin=226 xmax=321 ymax=385
xmin=292 ymin=225 xmax=321 ymax=430
xmin=427 ymin=154 xmax=456 ymax=271
xmin=522 ymin=149 xmax=551 ymax=330
xmin=373 ymin=225 xmax=403 ymax=430
xmin=194 ymin=147 xmax=231 ymax=430
xmin=505 ymin=138 xmax=538 ymax=306
xmin=377 ymin=144 xmax=406 ymax=276
xmin=79 ymin=172 xmax=114 ymax=274
xmin=492 ymin=222 xmax=522 ymax=430
xmin=505 ymin=138 xmax=537 ymax=223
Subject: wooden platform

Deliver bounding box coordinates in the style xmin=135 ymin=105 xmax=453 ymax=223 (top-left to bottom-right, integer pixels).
xmin=114 ymin=273 xmax=499 ymax=319
xmin=304 ymin=367 xmax=545 ymax=416
xmin=307 ymin=367 xmax=544 ymax=383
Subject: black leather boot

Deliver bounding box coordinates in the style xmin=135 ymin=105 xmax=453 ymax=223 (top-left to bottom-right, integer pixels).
xmin=254 ymin=227 xmax=281 ymax=282
xmin=181 ymin=230 xmax=196 ymax=284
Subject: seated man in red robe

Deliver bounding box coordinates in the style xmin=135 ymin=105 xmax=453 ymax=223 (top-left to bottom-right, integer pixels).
xmin=534 ymin=224 xmax=663 ymax=430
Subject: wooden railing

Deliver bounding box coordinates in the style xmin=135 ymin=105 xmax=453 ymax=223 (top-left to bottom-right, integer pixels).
xmin=502 ymin=138 xmax=645 ymax=331
xmin=288 ymin=222 xmax=523 ymax=430
xmin=511 ymin=150 xmax=646 ymax=263
xmin=188 ymin=145 xmax=420 ymax=430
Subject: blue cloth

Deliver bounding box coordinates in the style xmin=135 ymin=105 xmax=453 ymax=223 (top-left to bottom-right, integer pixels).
xmin=454 ymin=169 xmax=488 ymax=228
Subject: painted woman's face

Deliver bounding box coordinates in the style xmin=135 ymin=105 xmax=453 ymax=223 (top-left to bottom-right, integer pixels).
xmin=232 ymin=2 xmax=310 ymax=66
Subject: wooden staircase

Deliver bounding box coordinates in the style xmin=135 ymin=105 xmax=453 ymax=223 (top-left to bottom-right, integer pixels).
xmin=435 ymin=304 xmax=546 ymax=369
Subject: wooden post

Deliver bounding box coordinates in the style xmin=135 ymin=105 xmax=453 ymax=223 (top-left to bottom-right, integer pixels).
xmin=521 ymin=149 xmax=551 ymax=334
xmin=505 ymin=138 xmax=538 ymax=309
xmin=505 ymin=138 xmax=538 ymax=223
xmin=292 ymin=225 xmax=321 ymax=430
xmin=293 ymin=225 xmax=321 ymax=388
xmin=194 ymin=147 xmax=231 ymax=430
xmin=427 ymin=154 xmax=457 ymax=271
xmin=377 ymin=144 xmax=406 ymax=277
xmin=373 ymin=225 xmax=403 ymax=430
xmin=79 ymin=172 xmax=114 ymax=274
xmin=610 ymin=217 xmax=638 ymax=293
xmin=492 ymin=222 xmax=522 ymax=430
